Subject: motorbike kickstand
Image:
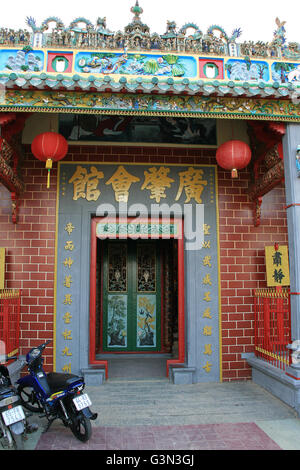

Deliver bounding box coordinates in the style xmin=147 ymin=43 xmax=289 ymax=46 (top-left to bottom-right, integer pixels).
xmin=42 ymin=417 xmax=55 ymax=434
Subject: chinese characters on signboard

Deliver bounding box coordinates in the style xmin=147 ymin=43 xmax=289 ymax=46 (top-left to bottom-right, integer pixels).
xmin=200 ymin=223 xmax=215 ymax=375
xmin=60 ymin=222 xmax=75 ymax=373
xmin=68 ymin=165 xmax=209 ymax=204
xmin=265 ymin=245 xmax=290 ymax=287
xmin=0 ymin=248 xmax=5 ymax=290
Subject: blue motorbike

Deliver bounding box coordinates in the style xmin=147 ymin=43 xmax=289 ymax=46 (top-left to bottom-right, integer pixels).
xmin=17 ymin=340 xmax=97 ymax=442
xmin=0 ymin=357 xmax=26 ymax=449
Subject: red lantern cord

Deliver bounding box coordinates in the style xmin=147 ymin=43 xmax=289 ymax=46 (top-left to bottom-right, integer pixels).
xmin=31 ymin=132 xmax=68 ymax=188
xmin=216 ymin=140 xmax=252 ymax=178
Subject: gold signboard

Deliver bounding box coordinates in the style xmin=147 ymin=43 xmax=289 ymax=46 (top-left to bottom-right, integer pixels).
xmin=0 ymin=248 xmax=5 ymax=290
xmin=265 ymin=245 xmax=290 ymax=287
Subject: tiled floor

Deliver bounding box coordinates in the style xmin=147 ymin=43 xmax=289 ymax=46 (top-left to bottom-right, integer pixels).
xmin=19 ymin=379 xmax=300 ymax=450
xmin=35 ymin=422 xmax=281 ymax=450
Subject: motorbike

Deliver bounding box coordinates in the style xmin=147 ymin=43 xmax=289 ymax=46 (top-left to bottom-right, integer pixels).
xmin=17 ymin=340 xmax=97 ymax=442
xmin=0 ymin=358 xmax=26 ymax=450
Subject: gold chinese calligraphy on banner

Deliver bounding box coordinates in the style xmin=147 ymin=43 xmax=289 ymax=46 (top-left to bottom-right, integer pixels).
xmin=265 ymin=245 xmax=290 ymax=287
xmin=61 ymin=221 xmax=76 ymax=373
xmin=68 ymin=165 xmax=209 ymax=205
xmin=0 ymin=248 xmax=5 ymax=290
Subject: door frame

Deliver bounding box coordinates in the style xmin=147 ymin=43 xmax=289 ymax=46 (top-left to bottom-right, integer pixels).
xmin=89 ymin=216 xmax=185 ymax=378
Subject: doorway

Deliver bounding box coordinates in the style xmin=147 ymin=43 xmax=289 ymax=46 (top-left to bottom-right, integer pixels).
xmin=89 ymin=217 xmax=185 ymax=379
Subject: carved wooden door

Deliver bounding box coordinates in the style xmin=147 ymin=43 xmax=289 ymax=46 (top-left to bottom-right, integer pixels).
xmin=102 ymin=240 xmax=161 ymax=352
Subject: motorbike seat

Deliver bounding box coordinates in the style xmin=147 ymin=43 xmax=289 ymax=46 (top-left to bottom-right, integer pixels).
xmin=46 ymin=372 xmax=84 ymax=393
xmin=0 ymin=385 xmax=14 ymax=397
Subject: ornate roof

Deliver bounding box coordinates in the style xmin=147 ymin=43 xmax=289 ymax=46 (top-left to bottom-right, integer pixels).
xmin=0 ymin=2 xmax=299 ymax=119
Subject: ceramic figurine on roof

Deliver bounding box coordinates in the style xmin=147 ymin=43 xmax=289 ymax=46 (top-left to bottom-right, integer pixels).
xmin=41 ymin=17 xmax=65 ymax=32
xmin=25 ymin=16 xmax=44 ymax=47
xmin=124 ymin=0 xmax=150 ymax=49
xmin=0 ymin=3 xmax=299 ymax=60
xmin=25 ymin=16 xmax=41 ymax=33
xmin=162 ymin=21 xmax=177 ymax=39
xmin=0 ymin=28 xmax=30 ymax=46
xmin=96 ymin=18 xmax=113 ymax=36
xmin=296 ymin=146 xmax=300 ymax=177
xmin=273 ymin=17 xmax=287 ymax=48
xmin=131 ymin=1 xmax=143 ymax=21
xmin=202 ymin=25 xmax=240 ymax=55
xmin=273 ymin=17 xmax=300 ymax=59
xmin=69 ymin=18 xmax=94 ymax=32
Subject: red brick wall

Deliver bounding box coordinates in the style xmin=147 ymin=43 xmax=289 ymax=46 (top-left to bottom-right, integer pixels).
xmin=0 ymin=144 xmax=288 ymax=378
xmin=218 ymin=171 xmax=288 ymax=380
xmin=0 ymin=150 xmax=57 ymax=368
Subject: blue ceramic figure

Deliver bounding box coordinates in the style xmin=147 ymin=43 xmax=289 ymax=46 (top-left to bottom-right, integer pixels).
xmin=296 ymin=145 xmax=300 ymax=177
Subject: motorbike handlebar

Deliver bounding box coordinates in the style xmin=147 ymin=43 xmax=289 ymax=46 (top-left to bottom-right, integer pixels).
xmin=41 ymin=339 xmax=52 ymax=349
xmin=0 ymin=355 xmax=18 ymax=364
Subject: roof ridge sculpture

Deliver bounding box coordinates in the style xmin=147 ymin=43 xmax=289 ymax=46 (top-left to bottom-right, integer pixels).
xmin=0 ymin=4 xmax=298 ymax=59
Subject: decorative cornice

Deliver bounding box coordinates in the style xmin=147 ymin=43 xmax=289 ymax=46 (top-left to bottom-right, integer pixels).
xmin=0 ymin=88 xmax=299 ymax=122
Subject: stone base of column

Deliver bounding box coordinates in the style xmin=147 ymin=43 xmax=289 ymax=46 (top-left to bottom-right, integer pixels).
xmin=169 ymin=365 xmax=196 ymax=384
xmin=286 ymin=364 xmax=300 ymax=380
xmin=244 ymin=354 xmax=300 ymax=416
xmin=81 ymin=367 xmax=106 ymax=386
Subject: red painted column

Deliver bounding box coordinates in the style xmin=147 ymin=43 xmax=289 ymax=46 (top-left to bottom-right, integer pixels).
xmin=89 ymin=218 xmax=108 ymax=378
xmin=167 ymin=220 xmax=185 ymax=375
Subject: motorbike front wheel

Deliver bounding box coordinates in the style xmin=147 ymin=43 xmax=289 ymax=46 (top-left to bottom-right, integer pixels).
xmin=69 ymin=412 xmax=91 ymax=442
xmin=17 ymin=384 xmax=43 ymax=413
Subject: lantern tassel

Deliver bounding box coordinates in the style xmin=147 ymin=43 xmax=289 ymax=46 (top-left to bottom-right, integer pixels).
xmin=231 ymin=168 xmax=238 ymax=178
xmin=45 ymin=158 xmax=53 ymax=189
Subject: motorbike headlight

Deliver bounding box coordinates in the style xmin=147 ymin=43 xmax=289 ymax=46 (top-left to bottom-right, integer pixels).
xmin=0 ymin=395 xmax=19 ymax=407
xmin=30 ymin=348 xmax=40 ymax=359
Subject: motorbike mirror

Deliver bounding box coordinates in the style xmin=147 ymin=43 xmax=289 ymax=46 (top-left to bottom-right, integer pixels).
xmin=0 ymin=340 xmax=6 ymax=364
xmin=41 ymin=339 xmax=52 ymax=349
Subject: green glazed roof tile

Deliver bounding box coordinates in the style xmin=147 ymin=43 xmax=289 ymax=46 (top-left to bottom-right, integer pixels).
xmin=61 ymin=79 xmax=75 ymax=88
xmin=218 ymin=86 xmax=231 ymax=94
xmin=45 ymin=79 xmax=59 ymax=88
xmin=15 ymin=77 xmax=27 ymax=87
xmin=78 ymin=80 xmax=91 ymax=89
xmin=29 ymin=77 xmax=42 ymax=87
xmin=0 ymin=68 xmax=299 ymax=103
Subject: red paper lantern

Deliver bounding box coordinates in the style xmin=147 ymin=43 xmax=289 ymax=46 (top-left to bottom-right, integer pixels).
xmin=216 ymin=140 xmax=252 ymax=178
xmin=31 ymin=132 xmax=68 ymax=188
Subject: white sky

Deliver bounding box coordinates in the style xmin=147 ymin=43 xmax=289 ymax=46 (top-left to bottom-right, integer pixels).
xmin=1 ymin=0 xmax=299 ymax=43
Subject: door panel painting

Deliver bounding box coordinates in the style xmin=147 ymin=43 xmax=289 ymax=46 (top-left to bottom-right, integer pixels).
xmin=107 ymin=294 xmax=128 ymax=348
xmin=137 ymin=295 xmax=157 ymax=348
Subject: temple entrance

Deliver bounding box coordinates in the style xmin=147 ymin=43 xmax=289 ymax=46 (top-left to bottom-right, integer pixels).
xmin=89 ymin=216 xmax=185 ymax=380
xmin=95 ymin=238 xmax=178 ymax=375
